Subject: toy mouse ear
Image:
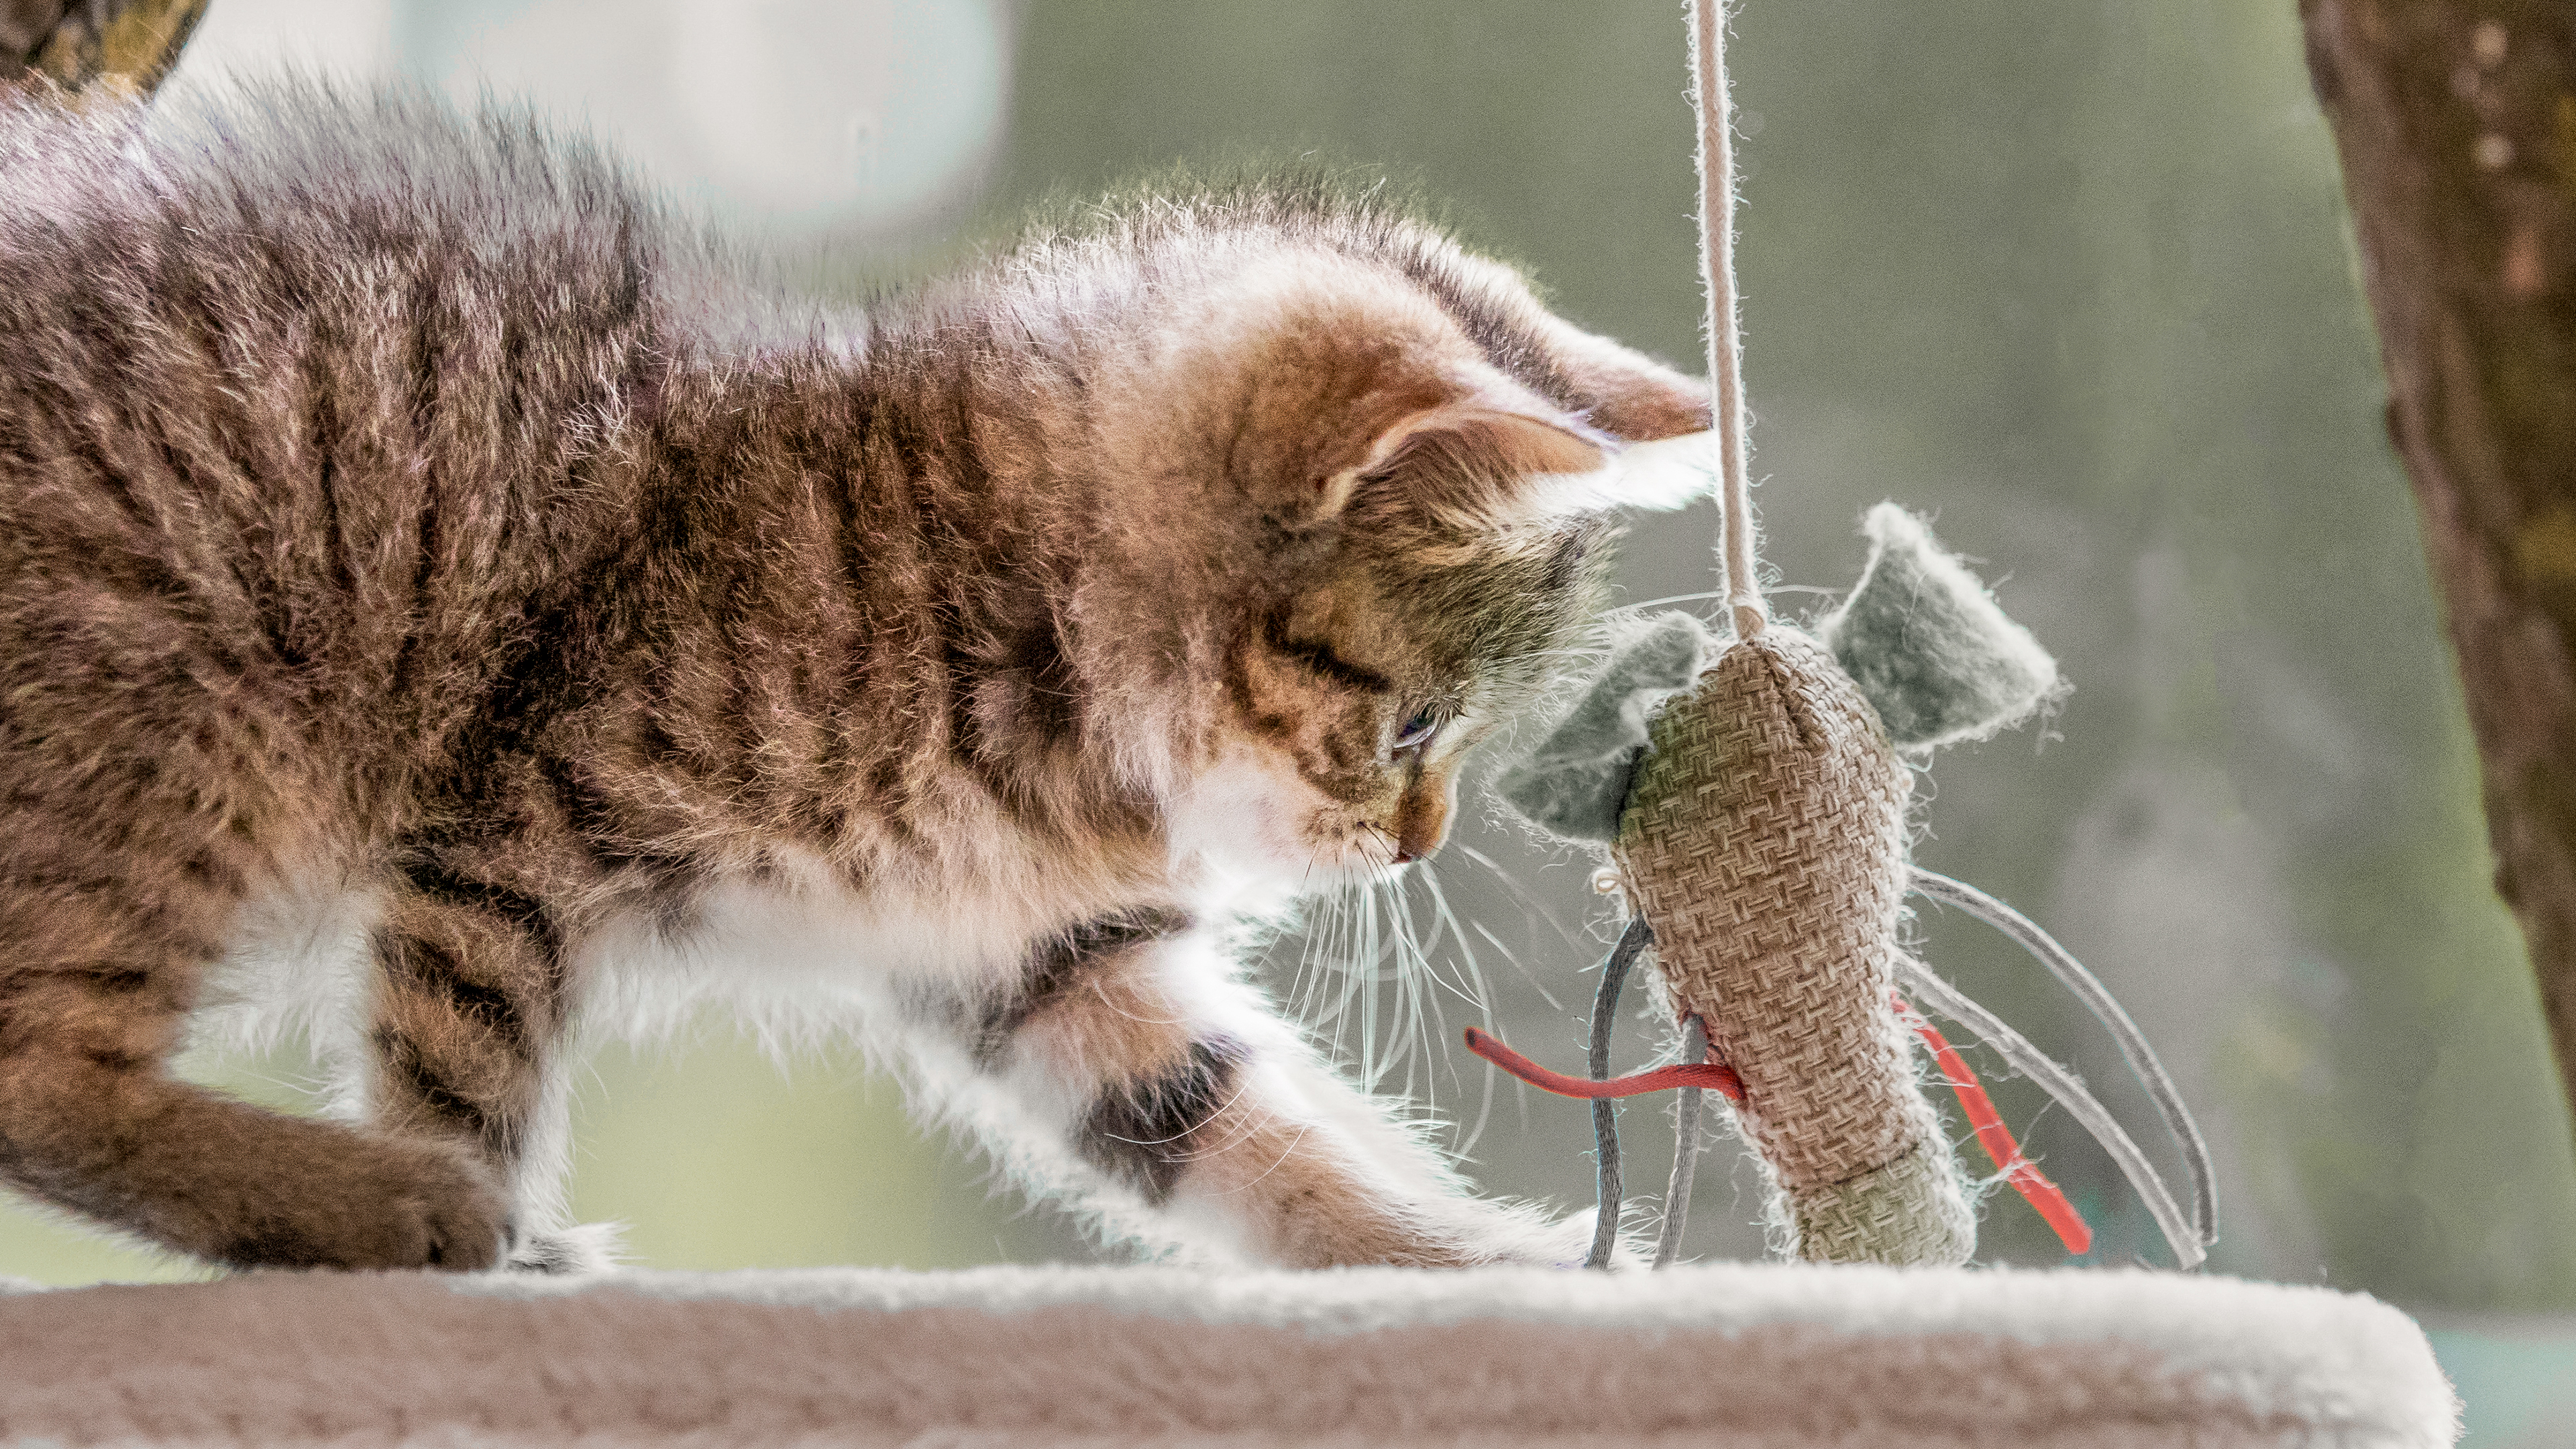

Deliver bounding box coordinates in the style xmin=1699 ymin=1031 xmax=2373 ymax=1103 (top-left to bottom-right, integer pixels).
xmin=1821 ymin=504 xmax=2063 ymax=751
xmin=1495 ymin=610 xmax=1711 ymax=842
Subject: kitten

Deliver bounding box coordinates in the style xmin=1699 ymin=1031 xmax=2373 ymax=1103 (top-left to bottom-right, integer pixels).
xmin=0 ymin=81 xmax=1711 ymax=1273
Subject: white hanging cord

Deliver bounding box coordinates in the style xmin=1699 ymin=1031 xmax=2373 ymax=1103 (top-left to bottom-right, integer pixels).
xmin=1909 ymin=867 xmax=2220 ymax=1256
xmin=1644 ymin=0 xmax=1747 ymax=1272
xmin=1690 ymin=0 xmax=1765 ymax=640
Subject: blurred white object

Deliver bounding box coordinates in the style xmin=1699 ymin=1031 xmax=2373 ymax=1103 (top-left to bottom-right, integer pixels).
xmin=0 ymin=1264 xmax=2462 ymax=1449
xmin=170 ymin=0 xmax=1012 ymax=235
xmin=165 ymin=0 xmax=397 ymax=84
xmin=428 ymin=0 xmax=1010 ymax=231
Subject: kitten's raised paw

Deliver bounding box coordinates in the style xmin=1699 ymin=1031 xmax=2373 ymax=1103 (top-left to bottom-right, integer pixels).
xmin=215 ymin=1138 xmax=514 ymax=1273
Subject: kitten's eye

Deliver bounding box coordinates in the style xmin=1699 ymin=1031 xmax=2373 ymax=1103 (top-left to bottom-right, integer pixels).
xmin=1393 ymin=707 xmax=1441 ymax=751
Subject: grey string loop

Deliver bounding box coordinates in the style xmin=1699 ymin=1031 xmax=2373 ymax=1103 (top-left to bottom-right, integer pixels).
xmin=1907 ymin=867 xmax=2219 ymax=1265
xmin=1652 ymin=1016 xmax=1712 ymax=1268
xmin=1584 ymin=916 xmax=1653 ymax=1270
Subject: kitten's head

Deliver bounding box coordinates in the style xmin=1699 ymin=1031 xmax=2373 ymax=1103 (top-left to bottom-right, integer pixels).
xmin=1053 ymin=193 xmax=1713 ymax=892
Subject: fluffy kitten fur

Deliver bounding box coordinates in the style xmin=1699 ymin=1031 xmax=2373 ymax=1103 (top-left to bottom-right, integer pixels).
xmin=0 ymin=82 xmax=1710 ymax=1273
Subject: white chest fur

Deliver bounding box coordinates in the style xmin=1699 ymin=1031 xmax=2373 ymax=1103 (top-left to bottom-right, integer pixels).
xmin=570 ymin=855 xmax=1059 ymax=1057
xmin=197 ymin=849 xmax=1144 ymax=1069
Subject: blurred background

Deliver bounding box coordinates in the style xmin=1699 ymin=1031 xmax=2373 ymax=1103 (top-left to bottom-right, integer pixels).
xmin=7 ymin=0 xmax=2576 ymax=1439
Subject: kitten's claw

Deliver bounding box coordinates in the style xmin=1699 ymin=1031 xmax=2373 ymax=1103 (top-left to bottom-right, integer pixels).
xmin=378 ymin=1148 xmax=517 ymax=1273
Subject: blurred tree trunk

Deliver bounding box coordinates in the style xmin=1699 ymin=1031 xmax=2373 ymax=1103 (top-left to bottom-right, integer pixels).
xmin=1 ymin=0 xmax=205 ymax=101
xmin=2302 ymin=0 xmax=2576 ymax=1126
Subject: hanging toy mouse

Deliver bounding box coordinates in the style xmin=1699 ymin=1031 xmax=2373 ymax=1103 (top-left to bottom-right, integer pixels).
xmin=1461 ymin=0 xmax=2211 ymax=1271
xmin=1487 ymin=502 xmax=2076 ymax=1267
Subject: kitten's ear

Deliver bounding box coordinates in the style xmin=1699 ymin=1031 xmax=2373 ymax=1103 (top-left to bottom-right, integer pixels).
xmin=1513 ymin=321 xmax=1723 ymax=514
xmin=1250 ymin=375 xmax=1611 ymax=531
xmin=1539 ymin=327 xmax=1714 ymax=444
xmin=1332 ymin=388 xmax=1614 ymax=527
xmin=1442 ymin=252 xmax=1713 ymax=443
xmin=1589 ymin=429 xmax=1723 ymax=512
xmin=1356 ymin=402 xmax=1609 ymax=487
xmin=1233 ymin=317 xmax=1702 ymax=529
xmin=1458 ymin=428 xmax=1719 ymax=521
xmin=1345 ymin=382 xmax=1727 ymax=528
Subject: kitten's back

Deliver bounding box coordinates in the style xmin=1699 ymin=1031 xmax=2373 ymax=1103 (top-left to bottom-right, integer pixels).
xmin=0 ymin=83 xmax=705 ymax=765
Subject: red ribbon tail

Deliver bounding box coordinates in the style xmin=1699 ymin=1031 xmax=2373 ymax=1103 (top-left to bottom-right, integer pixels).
xmin=1462 ymin=1006 xmax=2094 ymax=1258
xmin=1463 ymin=1026 xmax=1744 ymax=1101
xmin=1896 ymin=996 xmax=2093 ymax=1256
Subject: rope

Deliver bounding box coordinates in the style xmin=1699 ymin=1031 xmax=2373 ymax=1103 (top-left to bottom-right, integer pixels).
xmin=1895 ymin=997 xmax=2092 ymax=1256
xmin=1465 ymin=997 xmax=2095 ymax=1261
xmin=1690 ymin=0 xmax=1765 ymax=639
xmin=1464 ymin=1025 xmax=1744 ymax=1102
xmin=1894 ymin=955 xmax=2203 ymax=1269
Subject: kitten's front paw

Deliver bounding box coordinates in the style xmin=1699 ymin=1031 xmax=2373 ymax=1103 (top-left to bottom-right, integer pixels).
xmin=365 ymin=1142 xmax=516 ymax=1272
xmin=216 ymin=1137 xmax=513 ymax=1273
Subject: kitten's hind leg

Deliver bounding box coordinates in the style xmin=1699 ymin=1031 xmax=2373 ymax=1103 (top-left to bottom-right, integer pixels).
xmin=962 ymin=915 xmax=1591 ymax=1268
xmin=0 ymin=863 xmax=514 ymax=1271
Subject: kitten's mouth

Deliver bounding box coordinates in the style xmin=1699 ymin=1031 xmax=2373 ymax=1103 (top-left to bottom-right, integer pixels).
xmin=1308 ymin=779 xmax=1458 ymax=882
xmin=1357 ymin=821 xmax=1410 ymax=869
xmin=1227 ymin=818 xmax=1409 ymax=893
xmin=1163 ymin=751 xmax=1429 ymax=892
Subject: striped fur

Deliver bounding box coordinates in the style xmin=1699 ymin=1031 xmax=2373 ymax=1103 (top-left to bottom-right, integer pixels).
xmin=0 ymin=81 xmax=1710 ymax=1273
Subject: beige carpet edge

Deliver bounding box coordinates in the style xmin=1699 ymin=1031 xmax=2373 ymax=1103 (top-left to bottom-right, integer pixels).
xmin=0 ymin=1263 xmax=2458 ymax=1448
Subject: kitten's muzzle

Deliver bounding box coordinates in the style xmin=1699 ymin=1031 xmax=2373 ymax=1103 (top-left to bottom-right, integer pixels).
xmin=1388 ymin=771 xmax=1458 ymax=863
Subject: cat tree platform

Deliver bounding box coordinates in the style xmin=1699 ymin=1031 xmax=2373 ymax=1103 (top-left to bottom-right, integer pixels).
xmin=0 ymin=1261 xmax=2454 ymax=1447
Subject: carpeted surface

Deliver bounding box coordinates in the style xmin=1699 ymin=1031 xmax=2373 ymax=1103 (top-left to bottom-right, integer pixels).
xmin=0 ymin=1262 xmax=2457 ymax=1446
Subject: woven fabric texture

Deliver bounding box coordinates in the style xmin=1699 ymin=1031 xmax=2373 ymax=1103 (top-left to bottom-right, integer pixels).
xmin=1790 ymin=1132 xmax=1976 ymax=1266
xmin=1615 ymin=627 xmax=1969 ymax=1265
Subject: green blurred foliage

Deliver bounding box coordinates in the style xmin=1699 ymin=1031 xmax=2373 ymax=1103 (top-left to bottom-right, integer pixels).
xmin=562 ymin=1036 xmax=1055 ymax=1271
xmin=0 ymin=1036 xmax=1057 ymax=1285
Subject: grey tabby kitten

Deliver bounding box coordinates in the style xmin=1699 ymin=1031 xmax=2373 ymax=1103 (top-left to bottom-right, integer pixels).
xmin=0 ymin=81 xmax=1711 ymax=1273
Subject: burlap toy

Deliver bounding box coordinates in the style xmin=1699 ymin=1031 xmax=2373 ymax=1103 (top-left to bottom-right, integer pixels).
xmin=1473 ymin=0 xmax=2212 ymax=1271
xmin=1488 ymin=504 xmax=2059 ymax=1267
xmin=1620 ymin=628 xmax=1970 ymax=1266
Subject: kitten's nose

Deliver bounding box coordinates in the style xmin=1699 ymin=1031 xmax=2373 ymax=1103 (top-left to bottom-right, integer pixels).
xmin=1390 ymin=778 xmax=1454 ymax=864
